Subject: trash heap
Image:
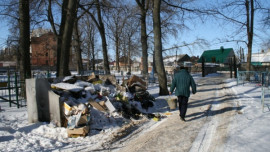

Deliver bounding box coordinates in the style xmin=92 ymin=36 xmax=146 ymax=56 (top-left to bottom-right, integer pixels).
xmin=49 ymin=73 xmax=157 ymax=138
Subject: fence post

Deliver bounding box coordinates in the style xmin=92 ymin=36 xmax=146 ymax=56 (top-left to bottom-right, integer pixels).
xmin=262 ymin=72 xmax=265 ymax=86
xmin=234 ymin=55 xmax=237 ymax=78
xmin=47 ymin=70 xmax=50 ymax=78
xmin=8 ymin=70 xmax=11 ymax=107
xmin=202 ymin=57 xmax=205 ymax=77
xmin=262 ymin=86 xmax=264 ymax=112
xmin=15 ymin=72 xmax=19 ymax=108
xmin=230 ymin=58 xmax=232 ymax=78
xmin=237 ymin=68 xmax=239 ymax=85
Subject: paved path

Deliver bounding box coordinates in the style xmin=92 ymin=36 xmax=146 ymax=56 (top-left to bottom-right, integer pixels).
xmin=111 ymin=74 xmax=239 ymax=152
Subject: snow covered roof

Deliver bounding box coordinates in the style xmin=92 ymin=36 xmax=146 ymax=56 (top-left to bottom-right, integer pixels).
xmin=251 ymin=51 xmax=270 ymax=62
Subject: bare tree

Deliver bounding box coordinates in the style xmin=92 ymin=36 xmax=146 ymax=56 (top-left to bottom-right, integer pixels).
xmin=80 ymin=0 xmax=110 ymax=74
xmin=19 ymin=0 xmax=31 ymax=80
xmin=73 ymin=0 xmax=91 ymax=75
xmin=136 ymin=0 xmax=150 ymax=78
xmin=105 ymin=2 xmax=129 ymax=72
xmin=123 ymin=14 xmax=140 ymax=73
xmin=73 ymin=20 xmax=84 ymax=75
xmin=0 ymin=0 xmax=48 ymax=75
xmin=58 ymin=0 xmax=78 ymax=76
xmin=153 ymin=0 xmax=169 ymax=95
xmin=81 ymin=15 xmax=99 ymax=71
xmin=204 ymin=0 xmax=261 ymax=72
xmin=47 ymin=0 xmax=78 ymax=76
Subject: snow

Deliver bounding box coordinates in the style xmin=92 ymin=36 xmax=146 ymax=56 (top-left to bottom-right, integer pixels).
xmin=1 ymin=73 xmax=270 ymax=151
xmin=224 ymin=79 xmax=270 ymax=152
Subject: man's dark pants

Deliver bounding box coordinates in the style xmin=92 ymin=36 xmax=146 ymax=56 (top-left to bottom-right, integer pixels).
xmin=177 ymin=95 xmax=189 ymax=119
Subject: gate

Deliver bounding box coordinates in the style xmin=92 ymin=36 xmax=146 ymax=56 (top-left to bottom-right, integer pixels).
xmin=0 ymin=71 xmax=26 ymax=108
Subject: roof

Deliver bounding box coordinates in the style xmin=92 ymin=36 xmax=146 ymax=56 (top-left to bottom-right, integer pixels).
xmin=163 ymin=54 xmax=190 ymax=63
xmin=198 ymin=48 xmax=234 ymax=63
xmin=251 ymin=51 xmax=270 ymax=62
xmin=251 ymin=62 xmax=262 ymax=66
xmin=119 ymin=56 xmax=133 ymax=63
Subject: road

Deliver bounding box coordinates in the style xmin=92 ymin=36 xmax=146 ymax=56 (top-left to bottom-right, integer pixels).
xmin=109 ymin=74 xmax=240 ymax=152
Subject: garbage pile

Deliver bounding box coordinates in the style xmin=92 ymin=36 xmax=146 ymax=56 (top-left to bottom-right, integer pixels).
xmin=49 ymin=73 xmax=157 ymax=137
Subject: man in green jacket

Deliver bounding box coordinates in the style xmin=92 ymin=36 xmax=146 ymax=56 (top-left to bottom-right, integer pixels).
xmin=169 ymin=66 xmax=196 ymax=122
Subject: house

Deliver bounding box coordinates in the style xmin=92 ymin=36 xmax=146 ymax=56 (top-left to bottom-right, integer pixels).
xmin=112 ymin=56 xmax=133 ymax=71
xmin=198 ymin=47 xmax=235 ymax=65
xmin=163 ymin=54 xmax=191 ymax=66
xmin=190 ymin=56 xmax=199 ymax=64
xmin=251 ymin=49 xmax=270 ymax=66
xmin=31 ymin=32 xmax=57 ymax=67
xmin=163 ymin=54 xmax=191 ymax=74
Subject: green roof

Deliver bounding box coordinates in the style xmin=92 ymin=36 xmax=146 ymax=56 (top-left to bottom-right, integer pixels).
xmin=251 ymin=62 xmax=262 ymax=66
xmin=198 ymin=48 xmax=234 ymax=63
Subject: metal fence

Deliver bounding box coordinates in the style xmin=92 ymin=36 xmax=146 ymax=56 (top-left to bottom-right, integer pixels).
xmin=0 ymin=71 xmax=26 ymax=108
xmin=261 ymin=72 xmax=270 ymax=112
xmin=237 ymin=70 xmax=266 ymax=86
xmin=237 ymin=69 xmax=270 ymax=112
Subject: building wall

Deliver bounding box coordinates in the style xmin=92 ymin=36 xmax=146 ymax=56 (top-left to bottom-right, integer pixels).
xmin=31 ymin=32 xmax=57 ymax=67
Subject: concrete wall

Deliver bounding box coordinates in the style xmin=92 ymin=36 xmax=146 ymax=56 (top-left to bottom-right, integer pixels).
xmin=26 ymin=78 xmax=62 ymax=127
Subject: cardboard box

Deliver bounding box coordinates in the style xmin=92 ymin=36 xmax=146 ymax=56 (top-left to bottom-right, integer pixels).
xmin=77 ymin=114 xmax=90 ymax=126
xmin=63 ymin=102 xmax=73 ymax=116
xmin=67 ymin=125 xmax=90 ymax=137
xmin=89 ymin=99 xmax=107 ymax=112
xmin=128 ymin=75 xmax=146 ymax=87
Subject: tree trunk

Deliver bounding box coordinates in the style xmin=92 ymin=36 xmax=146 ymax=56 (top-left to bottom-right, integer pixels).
xmin=19 ymin=0 xmax=31 ymax=79
xmin=87 ymin=44 xmax=91 ymax=70
xmin=136 ymin=0 xmax=149 ymax=78
xmin=153 ymin=0 xmax=169 ymax=95
xmin=19 ymin=0 xmax=31 ymax=80
xmin=90 ymin=35 xmax=95 ymax=71
xmin=54 ymin=0 xmax=68 ymax=77
xmin=115 ymin=36 xmax=120 ymax=72
xmin=128 ymin=37 xmax=132 ymax=73
xmin=59 ymin=0 xmax=77 ymax=77
xmin=96 ymin=0 xmax=110 ymax=74
xmin=246 ymin=0 xmax=254 ymax=72
xmin=141 ymin=9 xmax=148 ymax=78
xmin=19 ymin=0 xmax=31 ymax=98
xmin=81 ymin=0 xmax=110 ymax=74
xmin=100 ymin=29 xmax=110 ymax=74
xmin=74 ymin=20 xmax=84 ymax=75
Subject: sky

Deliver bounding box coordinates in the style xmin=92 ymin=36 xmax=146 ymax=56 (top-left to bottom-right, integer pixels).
xmin=0 ymin=20 xmax=244 ymax=57
xmin=0 ymin=22 xmax=8 ymax=49
xmin=0 ymin=0 xmax=269 ymax=58
xmin=1 ymin=18 xmax=267 ymax=58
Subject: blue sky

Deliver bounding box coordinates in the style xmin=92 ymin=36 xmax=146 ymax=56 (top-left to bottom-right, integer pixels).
xmin=0 ymin=11 xmax=268 ymax=58
xmin=0 ymin=22 xmax=8 ymax=49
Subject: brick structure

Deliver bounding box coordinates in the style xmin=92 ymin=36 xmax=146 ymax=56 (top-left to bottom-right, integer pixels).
xmin=31 ymin=32 xmax=57 ymax=67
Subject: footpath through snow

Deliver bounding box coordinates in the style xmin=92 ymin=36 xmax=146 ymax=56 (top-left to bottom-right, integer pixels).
xmin=109 ymin=74 xmax=270 ymax=152
xmin=0 ymin=73 xmax=270 ymax=152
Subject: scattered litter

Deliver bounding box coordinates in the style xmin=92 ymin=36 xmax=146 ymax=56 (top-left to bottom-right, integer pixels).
xmin=164 ymin=112 xmax=172 ymax=116
xmin=47 ymin=74 xmax=160 ymax=138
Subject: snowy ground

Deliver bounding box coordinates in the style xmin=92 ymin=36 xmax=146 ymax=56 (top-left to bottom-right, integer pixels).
xmin=0 ymin=73 xmax=270 ymax=152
